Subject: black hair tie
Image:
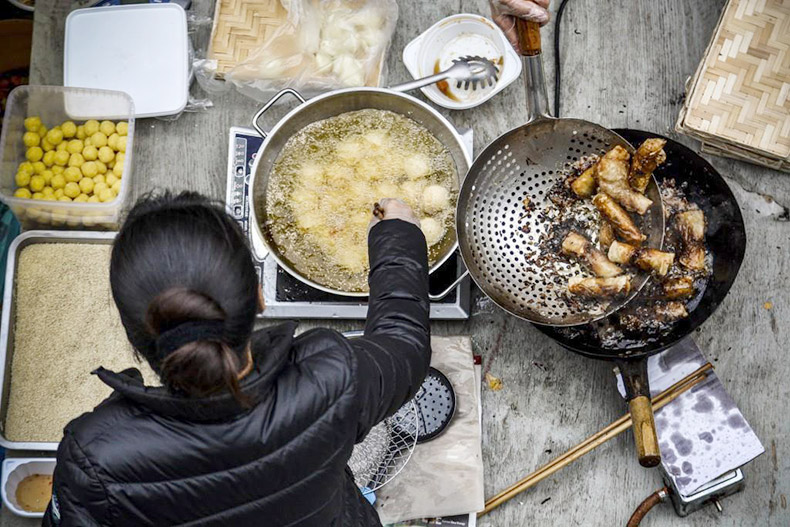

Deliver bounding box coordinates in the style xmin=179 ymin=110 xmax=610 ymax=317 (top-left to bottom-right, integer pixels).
xmin=155 ymin=320 xmax=226 ymax=359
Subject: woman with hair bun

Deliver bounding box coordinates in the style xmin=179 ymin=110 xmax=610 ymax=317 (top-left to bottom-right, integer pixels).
xmin=44 ymin=192 xmax=430 ymax=527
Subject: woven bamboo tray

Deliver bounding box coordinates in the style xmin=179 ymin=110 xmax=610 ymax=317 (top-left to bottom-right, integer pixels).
xmin=676 ymin=0 xmax=790 ymax=172
xmin=207 ymin=0 xmax=288 ymax=77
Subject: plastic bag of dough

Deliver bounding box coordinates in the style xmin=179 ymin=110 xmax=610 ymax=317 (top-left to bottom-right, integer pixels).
xmin=198 ymin=0 xmax=398 ymax=102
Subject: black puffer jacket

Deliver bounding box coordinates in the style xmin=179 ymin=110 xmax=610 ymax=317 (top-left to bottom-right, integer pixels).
xmin=43 ymin=220 xmax=430 ymax=527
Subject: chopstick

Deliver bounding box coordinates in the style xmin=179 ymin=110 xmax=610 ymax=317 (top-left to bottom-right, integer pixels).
xmin=479 ymin=363 xmax=714 ymax=516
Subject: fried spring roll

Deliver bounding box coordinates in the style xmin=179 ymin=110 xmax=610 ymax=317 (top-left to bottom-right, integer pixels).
xmin=571 ymin=166 xmax=597 ymax=198
xmin=654 ymin=301 xmax=689 ymax=322
xmin=596 ymin=146 xmax=654 ymax=215
xmin=568 ymin=275 xmax=631 ymax=298
xmin=592 ymin=193 xmax=646 ymax=245
xmin=599 ymin=222 xmax=615 ymax=249
xmin=608 ymin=240 xmax=637 ymax=264
xmin=674 ymin=209 xmax=706 ymax=271
xmin=629 ymin=138 xmax=667 ymax=193
xmin=634 ymin=248 xmax=675 ymax=277
xmin=561 ymin=232 xmax=623 ymax=277
xmin=663 ymin=276 xmax=695 ymax=300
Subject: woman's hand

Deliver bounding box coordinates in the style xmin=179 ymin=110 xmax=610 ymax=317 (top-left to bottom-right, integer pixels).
xmin=490 ymin=0 xmax=551 ymax=53
xmin=368 ymin=198 xmax=421 ymax=232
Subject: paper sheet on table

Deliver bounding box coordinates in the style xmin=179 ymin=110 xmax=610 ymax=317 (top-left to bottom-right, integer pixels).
xmin=376 ymin=336 xmax=484 ymax=523
xmin=616 ymin=338 xmax=764 ymax=496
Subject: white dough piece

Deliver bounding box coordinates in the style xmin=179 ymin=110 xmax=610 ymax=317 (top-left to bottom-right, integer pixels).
xmin=403 ymin=154 xmax=430 ymax=179
xmin=421 ymin=217 xmax=444 ymax=246
xmin=422 ymin=184 xmax=450 ymax=214
xmin=299 ymin=162 xmax=324 ymax=185
xmin=363 ymin=130 xmax=388 ymax=148
xmin=335 ymin=138 xmax=364 ymax=164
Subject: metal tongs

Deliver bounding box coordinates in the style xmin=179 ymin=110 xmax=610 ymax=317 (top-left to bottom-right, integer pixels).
xmin=390 ymin=56 xmax=499 ymax=92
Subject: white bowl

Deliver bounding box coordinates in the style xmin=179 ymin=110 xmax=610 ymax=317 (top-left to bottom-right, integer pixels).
xmin=402 ymin=13 xmax=521 ymax=110
xmin=2 ymin=458 xmax=56 ymax=518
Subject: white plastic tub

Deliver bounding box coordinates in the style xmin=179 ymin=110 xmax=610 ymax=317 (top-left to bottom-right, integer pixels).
xmin=402 ymin=13 xmax=522 ymax=110
xmin=0 ymin=85 xmax=135 ymax=230
xmin=1 ymin=458 xmax=55 ymax=518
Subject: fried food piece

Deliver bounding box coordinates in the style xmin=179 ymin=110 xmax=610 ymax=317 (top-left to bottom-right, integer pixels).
xmin=571 ymin=166 xmax=596 ymax=198
xmin=568 ymin=275 xmax=631 ymax=298
xmin=599 ymin=222 xmax=615 ymax=249
xmin=561 ymin=232 xmax=623 ymax=277
xmin=629 ymin=138 xmax=667 ymax=193
xmin=596 ymin=146 xmax=653 ymax=214
xmin=663 ymin=276 xmax=695 ymax=300
xmin=608 ymin=240 xmax=637 ymax=264
xmin=654 ymin=301 xmax=689 ymax=322
xmin=592 ymin=193 xmax=646 ymax=245
xmin=674 ymin=209 xmax=706 ymax=271
xmin=634 ymin=248 xmax=675 ymax=277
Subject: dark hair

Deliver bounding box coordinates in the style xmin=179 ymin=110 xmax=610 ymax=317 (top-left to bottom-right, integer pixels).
xmin=110 ymin=191 xmax=258 ymax=404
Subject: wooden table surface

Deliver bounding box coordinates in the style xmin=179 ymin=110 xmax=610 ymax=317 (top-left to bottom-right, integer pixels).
xmin=3 ymin=0 xmax=788 ymax=525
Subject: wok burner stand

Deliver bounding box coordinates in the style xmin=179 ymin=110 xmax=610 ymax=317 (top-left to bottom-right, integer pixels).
xmin=225 ymin=126 xmax=472 ymax=320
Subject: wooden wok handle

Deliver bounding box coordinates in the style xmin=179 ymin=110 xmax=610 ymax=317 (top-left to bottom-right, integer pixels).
xmin=515 ymin=19 xmax=542 ymax=56
xmin=629 ymin=396 xmax=661 ymax=467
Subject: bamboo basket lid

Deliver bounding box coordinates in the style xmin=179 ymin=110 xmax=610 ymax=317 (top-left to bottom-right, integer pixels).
xmin=676 ymin=0 xmax=790 ymax=170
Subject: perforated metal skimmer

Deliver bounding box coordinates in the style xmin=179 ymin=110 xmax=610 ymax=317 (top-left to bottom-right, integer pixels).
xmin=455 ymin=26 xmax=664 ymax=327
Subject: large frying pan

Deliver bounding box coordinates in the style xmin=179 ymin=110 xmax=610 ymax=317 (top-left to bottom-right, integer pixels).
xmin=535 ymin=128 xmax=746 ymax=460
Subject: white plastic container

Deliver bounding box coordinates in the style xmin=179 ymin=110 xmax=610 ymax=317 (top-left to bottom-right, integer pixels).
xmin=1 ymin=458 xmax=56 ymax=518
xmin=0 ymin=85 xmax=135 ymax=230
xmin=64 ymin=4 xmax=189 ymax=118
xmin=403 ymin=13 xmax=522 ymax=110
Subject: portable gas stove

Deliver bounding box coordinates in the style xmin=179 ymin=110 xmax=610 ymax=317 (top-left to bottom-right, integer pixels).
xmin=226 ymin=126 xmax=471 ymax=319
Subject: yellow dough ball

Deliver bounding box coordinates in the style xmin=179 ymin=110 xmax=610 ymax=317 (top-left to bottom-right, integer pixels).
xmin=46 ymin=128 xmax=63 ymax=146
xmin=59 ymin=196 xmax=72 ymax=202
xmin=51 ymin=165 xmax=64 ymax=175
xmin=40 ymin=170 xmax=53 ymax=185
xmin=114 ymin=152 xmax=125 ymax=164
xmin=81 ymin=161 xmax=98 ymax=178
xmin=93 ymin=181 xmax=108 ymax=196
xmin=116 ymin=121 xmax=128 ymax=136
xmin=61 ymin=121 xmax=77 ymax=138
xmin=17 ymin=162 xmax=33 ymax=175
xmin=14 ymin=188 xmax=32 ymax=199
xmin=41 ymin=139 xmax=54 ymax=152
xmin=112 ymin=161 xmax=124 ymax=177
xmin=68 ymin=153 xmax=85 ymax=167
xmin=31 ymin=192 xmax=44 ymax=200
xmin=74 ymin=194 xmax=89 ymax=203
xmin=105 ymin=174 xmax=119 ymax=187
xmin=24 ymin=116 xmax=42 ymax=132
xmin=56 ymin=141 xmax=68 ymax=152
xmin=99 ymin=121 xmax=115 ymax=136
xmin=51 ymin=174 xmax=66 ymax=190
xmin=66 ymin=139 xmax=84 ymax=154
xmin=76 ymin=125 xmax=86 ymax=140
xmin=90 ymin=132 xmax=108 ymax=149
xmin=32 ymin=161 xmax=46 ymax=175
xmin=42 ymin=150 xmax=56 ymax=167
xmin=29 ymin=175 xmax=45 ymax=192
xmin=37 ymin=124 xmax=47 ymax=137
xmin=87 ymin=195 xmax=100 ymax=203
xmin=95 ymin=160 xmax=107 ymax=174
xmin=116 ymin=136 xmax=127 ymax=153
xmin=107 ymin=133 xmax=119 ymax=151
xmin=42 ymin=186 xmax=55 ymax=197
xmin=15 ymin=171 xmax=31 ymax=187
xmin=23 ymin=132 xmax=40 ymax=148
xmin=42 ymin=195 xmax=56 ymax=201
xmin=111 ymin=179 xmax=122 ymax=194
xmin=99 ymin=188 xmax=115 ymax=202
xmin=93 ymin=174 xmax=106 ymax=185
xmin=64 ymin=167 xmax=82 ymax=183
xmin=98 ymin=146 xmax=114 ymax=164
xmin=78 ymin=177 xmax=95 ymax=194
xmin=82 ymin=145 xmax=98 ymax=161
xmin=54 ymin=150 xmax=70 ymax=166
xmin=84 ymin=119 xmax=100 ymax=136
xmin=83 ymin=136 xmax=92 ymax=148
xmin=54 ymin=188 xmax=64 ymax=199
xmin=64 ymin=182 xmax=81 ymax=199
xmin=26 ymin=147 xmax=43 ymax=162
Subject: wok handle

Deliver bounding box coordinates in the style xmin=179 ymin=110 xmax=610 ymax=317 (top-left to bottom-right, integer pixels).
xmin=252 ymin=88 xmax=306 ymax=138
xmin=515 ymin=19 xmax=542 ymax=56
xmin=429 ymin=269 xmax=469 ymax=302
xmin=618 ymin=359 xmax=661 ymax=468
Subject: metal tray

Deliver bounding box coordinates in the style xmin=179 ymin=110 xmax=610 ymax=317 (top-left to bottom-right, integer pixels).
xmin=0 ymin=231 xmax=116 ymax=451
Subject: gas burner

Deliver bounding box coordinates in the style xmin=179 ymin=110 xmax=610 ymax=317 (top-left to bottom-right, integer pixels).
xmin=225 ymin=126 xmax=471 ymax=320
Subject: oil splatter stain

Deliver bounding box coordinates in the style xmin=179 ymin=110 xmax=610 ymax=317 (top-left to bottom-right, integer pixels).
xmin=698 ymin=431 xmax=714 ymax=443
xmin=727 ymin=414 xmax=746 ymax=429
xmin=692 ymin=394 xmax=714 ymax=413
xmin=671 ymin=432 xmax=694 ymax=456
xmin=682 ymin=461 xmax=694 ymax=474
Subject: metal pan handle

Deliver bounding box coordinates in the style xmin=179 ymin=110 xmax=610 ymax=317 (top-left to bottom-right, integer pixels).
xmin=252 ymin=88 xmax=306 ymax=138
xmin=428 ymin=267 xmax=469 ymax=302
